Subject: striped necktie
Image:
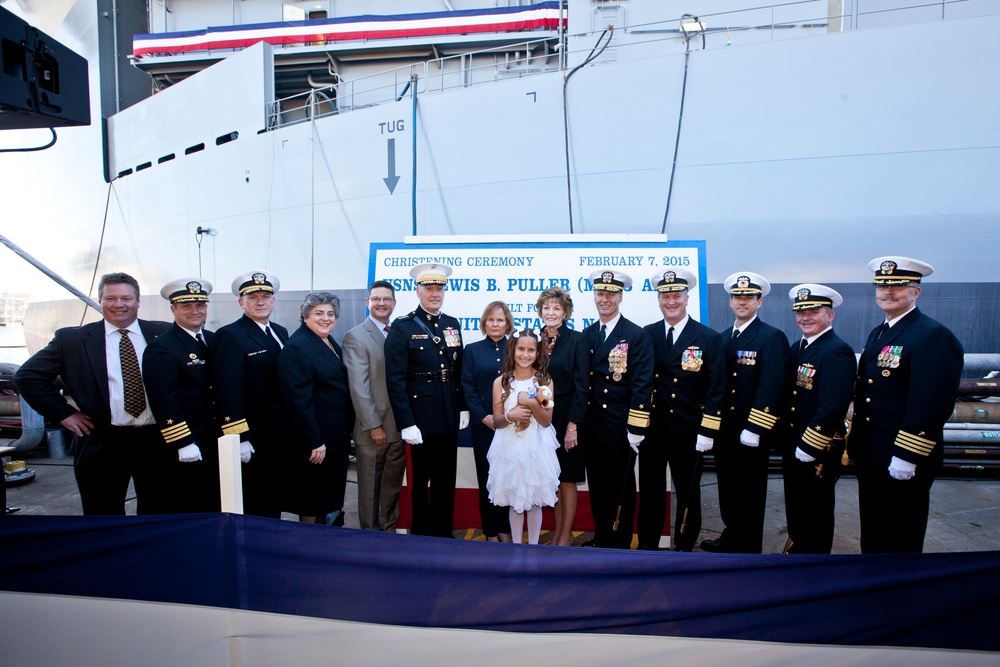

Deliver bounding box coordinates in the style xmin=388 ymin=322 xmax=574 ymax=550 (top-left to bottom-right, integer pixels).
xmin=118 ymin=329 xmax=146 ymax=417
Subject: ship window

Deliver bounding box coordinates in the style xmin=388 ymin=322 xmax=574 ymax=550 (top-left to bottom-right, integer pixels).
xmin=185 ymin=143 xmax=205 ymax=155
xmin=215 ymin=131 xmax=238 ymax=146
xmin=158 ymin=153 xmax=175 ymax=164
xmin=136 ymin=161 xmax=152 ymax=172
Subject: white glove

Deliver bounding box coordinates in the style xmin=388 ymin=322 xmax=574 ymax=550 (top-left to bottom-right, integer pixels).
xmin=401 ymin=425 xmax=423 ymax=445
xmin=240 ymin=440 xmax=254 ymax=463
xmin=795 ymin=447 xmax=816 ymax=463
xmin=739 ymin=429 xmax=760 ymax=447
xmin=888 ymin=455 xmax=916 ymax=481
xmin=695 ymin=435 xmax=714 ymax=452
xmin=178 ymin=443 xmax=203 ymax=463
xmin=627 ymin=432 xmax=644 ymax=453
xmin=459 ymin=411 xmax=470 ymax=430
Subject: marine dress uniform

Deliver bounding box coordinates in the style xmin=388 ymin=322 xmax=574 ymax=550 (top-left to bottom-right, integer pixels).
xmin=385 ymin=263 xmax=467 ymax=537
xmin=705 ymin=272 xmax=789 ymax=554
xmin=209 ymin=271 xmax=289 ymax=519
xmin=142 ymin=278 xmax=221 ymax=513
xmin=640 ymin=269 xmax=726 ymax=551
xmin=849 ymin=257 xmax=963 ymax=553
xmin=582 ymin=270 xmax=654 ymax=549
xmin=781 ymin=284 xmax=856 ymax=554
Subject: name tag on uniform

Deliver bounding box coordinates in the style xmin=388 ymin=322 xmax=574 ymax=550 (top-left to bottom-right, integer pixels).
xmin=681 ymin=347 xmax=703 ymax=372
xmin=444 ymin=328 xmax=461 ymax=347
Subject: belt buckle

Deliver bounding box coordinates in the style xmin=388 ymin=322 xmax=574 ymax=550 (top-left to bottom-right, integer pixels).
xmin=440 ymin=369 xmax=451 ymax=382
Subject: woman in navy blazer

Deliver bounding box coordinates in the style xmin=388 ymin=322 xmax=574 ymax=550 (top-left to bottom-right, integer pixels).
xmin=537 ymin=287 xmax=590 ymax=546
xmin=460 ymin=302 xmax=514 ymax=541
xmin=278 ymin=292 xmax=354 ymax=524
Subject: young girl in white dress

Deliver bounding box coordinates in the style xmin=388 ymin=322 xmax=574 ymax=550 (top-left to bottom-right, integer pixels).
xmin=487 ymin=327 xmax=561 ymax=544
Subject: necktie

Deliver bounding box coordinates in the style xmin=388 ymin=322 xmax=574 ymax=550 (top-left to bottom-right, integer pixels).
xmin=731 ymin=328 xmax=740 ymax=342
xmin=600 ymin=323 xmax=607 ymax=342
xmin=265 ymin=325 xmax=283 ymax=349
xmin=196 ymin=332 xmax=206 ymax=348
xmin=875 ymin=322 xmax=889 ymax=341
xmin=666 ymin=326 xmax=674 ymax=350
xmin=384 ymin=325 xmax=390 ymax=333
xmin=799 ymin=339 xmax=808 ymax=354
xmin=118 ymin=329 xmax=146 ymax=417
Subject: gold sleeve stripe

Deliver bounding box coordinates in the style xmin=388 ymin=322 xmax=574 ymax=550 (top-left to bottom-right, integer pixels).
xmin=222 ymin=419 xmax=249 ymax=435
xmin=802 ymin=427 xmax=833 ymax=451
xmin=895 ymin=431 xmax=936 ymax=456
xmin=701 ymin=414 xmax=721 ymax=430
xmin=161 ymin=422 xmax=192 ymax=444
xmin=628 ymin=409 xmax=650 ymax=428
xmin=748 ymin=408 xmax=778 ymax=430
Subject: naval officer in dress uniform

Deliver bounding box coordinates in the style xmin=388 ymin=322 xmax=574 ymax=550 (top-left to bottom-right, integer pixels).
xmin=385 ymin=263 xmax=469 ymax=537
xmin=142 ymin=277 xmax=222 ymax=513
xmin=209 ymin=271 xmax=289 ymax=519
xmin=581 ymin=270 xmax=654 ymax=549
xmin=781 ymin=284 xmax=856 ymax=554
xmin=639 ymin=268 xmax=726 ymax=551
xmin=701 ymin=272 xmax=789 ymax=553
xmin=849 ymin=257 xmax=963 ymax=553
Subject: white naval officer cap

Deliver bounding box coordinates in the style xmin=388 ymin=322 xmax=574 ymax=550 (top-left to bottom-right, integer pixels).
xmin=232 ymin=271 xmax=280 ymax=296
xmin=590 ymin=270 xmax=632 ymax=292
xmin=410 ymin=262 xmax=452 ymax=285
xmin=723 ymin=271 xmax=770 ymax=297
xmin=788 ymin=283 xmax=843 ymax=311
xmin=868 ymin=256 xmax=933 ymax=285
xmin=160 ymin=277 xmax=213 ymax=303
xmin=651 ymin=268 xmax=696 ymax=292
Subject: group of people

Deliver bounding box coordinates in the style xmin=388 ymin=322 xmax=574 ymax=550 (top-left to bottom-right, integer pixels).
xmin=13 ymin=254 xmax=963 ymax=555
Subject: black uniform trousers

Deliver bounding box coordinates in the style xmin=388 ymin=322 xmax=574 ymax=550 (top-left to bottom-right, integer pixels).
xmin=74 ymin=424 xmax=166 ymax=515
xmin=857 ymin=467 xmax=933 ymax=554
xmin=638 ymin=429 xmax=702 ymax=550
xmin=714 ymin=437 xmax=771 ymax=553
xmin=585 ymin=442 xmax=636 ymax=549
xmin=409 ymin=434 xmax=458 ymax=538
xmin=782 ymin=453 xmax=840 ymax=554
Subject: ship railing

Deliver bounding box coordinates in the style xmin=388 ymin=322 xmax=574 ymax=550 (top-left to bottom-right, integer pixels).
xmin=267 ymin=0 xmax=993 ymax=129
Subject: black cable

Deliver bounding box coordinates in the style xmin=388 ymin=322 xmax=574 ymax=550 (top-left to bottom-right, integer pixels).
xmin=0 ymin=128 xmax=57 ymax=153
xmin=661 ymin=39 xmax=693 ymax=234
xmin=562 ymin=26 xmax=614 ymax=234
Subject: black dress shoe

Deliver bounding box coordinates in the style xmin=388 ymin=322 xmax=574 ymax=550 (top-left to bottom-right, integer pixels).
xmin=636 ymin=544 xmax=659 ymax=551
xmin=5 ymin=505 xmax=20 ymax=515
xmin=580 ymin=538 xmax=599 ymax=548
xmin=673 ymin=545 xmax=693 ymax=552
xmin=700 ymin=538 xmax=725 ymax=552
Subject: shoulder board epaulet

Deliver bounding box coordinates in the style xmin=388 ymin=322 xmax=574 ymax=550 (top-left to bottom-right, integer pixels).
xmin=396 ymin=311 xmax=415 ymax=321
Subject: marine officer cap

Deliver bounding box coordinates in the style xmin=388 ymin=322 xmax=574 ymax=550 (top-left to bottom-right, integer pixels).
xmin=161 ymin=277 xmax=213 ymax=303
xmin=868 ymin=256 xmax=933 ymax=285
xmin=410 ymin=262 xmax=452 ymax=285
xmin=651 ymin=268 xmax=696 ymax=293
xmin=724 ymin=271 xmax=770 ymax=297
xmin=788 ymin=283 xmax=843 ymax=311
xmin=590 ymin=270 xmax=632 ymax=292
xmin=232 ymin=271 xmax=280 ymax=296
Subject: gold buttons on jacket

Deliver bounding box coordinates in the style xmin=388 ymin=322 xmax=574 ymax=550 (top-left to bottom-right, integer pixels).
xmin=671 ymin=393 xmax=676 ymax=399
xmin=673 ymin=378 xmax=678 ymax=384
xmin=865 ymin=398 xmax=871 ymax=403
xmin=603 ymin=388 xmax=608 ymax=394
xmin=602 ymin=404 xmax=607 ymax=409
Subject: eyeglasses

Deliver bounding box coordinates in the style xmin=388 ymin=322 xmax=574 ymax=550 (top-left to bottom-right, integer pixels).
xmin=368 ymin=296 xmax=395 ymax=303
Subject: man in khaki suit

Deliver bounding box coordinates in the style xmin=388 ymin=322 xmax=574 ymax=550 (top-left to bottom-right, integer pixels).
xmin=343 ymin=280 xmax=405 ymax=531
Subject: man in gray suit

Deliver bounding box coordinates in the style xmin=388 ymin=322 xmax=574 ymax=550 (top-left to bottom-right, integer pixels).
xmin=343 ymin=280 xmax=405 ymax=531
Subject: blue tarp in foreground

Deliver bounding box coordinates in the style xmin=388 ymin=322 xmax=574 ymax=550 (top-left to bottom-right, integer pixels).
xmin=2 ymin=514 xmax=998 ymax=651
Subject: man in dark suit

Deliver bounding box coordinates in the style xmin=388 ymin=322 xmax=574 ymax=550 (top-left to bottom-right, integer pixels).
xmin=701 ymin=272 xmax=789 ymax=554
xmin=142 ymin=277 xmax=221 ymax=513
xmin=209 ymin=271 xmax=288 ymax=519
xmin=342 ymin=280 xmax=405 ymax=531
xmin=582 ymin=270 xmax=654 ymax=549
xmin=639 ymin=269 xmax=725 ymax=551
xmin=14 ymin=272 xmax=170 ymax=515
xmin=850 ymin=256 xmax=963 ymax=553
xmin=385 ymin=263 xmax=469 ymax=537
xmin=781 ymin=284 xmax=856 ymax=554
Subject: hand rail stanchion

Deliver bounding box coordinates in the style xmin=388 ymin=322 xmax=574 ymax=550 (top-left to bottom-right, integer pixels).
xmin=218 ymin=434 xmax=244 ymax=514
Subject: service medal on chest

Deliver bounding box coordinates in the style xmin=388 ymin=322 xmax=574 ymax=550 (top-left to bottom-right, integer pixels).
xmin=609 ymin=342 xmax=629 ymax=381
